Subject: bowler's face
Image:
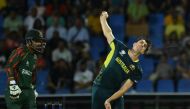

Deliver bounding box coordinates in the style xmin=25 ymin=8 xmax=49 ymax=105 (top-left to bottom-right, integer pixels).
xmin=133 ymin=40 xmax=148 ymax=54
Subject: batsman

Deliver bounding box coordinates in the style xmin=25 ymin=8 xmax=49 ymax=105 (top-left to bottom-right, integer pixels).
xmin=4 ymin=29 xmax=46 ymax=109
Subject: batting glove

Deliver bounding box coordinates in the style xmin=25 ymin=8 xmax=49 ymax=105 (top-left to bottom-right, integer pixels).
xmin=9 ymin=80 xmax=22 ymax=99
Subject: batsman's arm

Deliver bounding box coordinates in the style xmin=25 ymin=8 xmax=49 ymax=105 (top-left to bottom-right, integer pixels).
xmin=106 ymin=79 xmax=134 ymax=102
xmin=100 ymin=11 xmax=115 ymax=44
xmin=5 ymin=48 xmax=24 ymax=81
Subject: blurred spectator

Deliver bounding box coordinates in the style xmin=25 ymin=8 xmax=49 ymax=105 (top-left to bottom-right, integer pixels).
xmin=176 ymin=51 xmax=190 ymax=79
xmin=162 ymin=0 xmax=173 ymax=14
xmin=146 ymin=0 xmax=165 ymax=13
xmin=46 ymin=11 xmax=65 ymax=27
xmin=45 ymin=0 xmax=69 ymax=16
xmin=3 ymin=9 xmax=23 ymax=35
xmin=47 ymin=59 xmax=71 ymax=93
xmin=5 ymin=31 xmax=21 ymax=48
xmin=165 ymin=31 xmax=180 ymax=43
xmin=73 ymin=0 xmax=93 ymax=16
xmin=150 ymin=55 xmax=174 ymax=82
xmin=70 ymin=41 xmax=89 ymax=65
xmin=183 ymin=0 xmax=190 ymax=33
xmin=87 ymin=9 xmax=102 ymax=36
xmin=74 ymin=59 xmax=93 ymax=92
xmin=67 ymin=17 xmax=89 ymax=43
xmin=52 ymin=41 xmax=72 ymax=63
xmin=46 ymin=17 xmax=67 ymax=40
xmin=164 ymin=8 xmax=184 ymax=26
xmin=181 ymin=33 xmax=190 ymax=57
xmin=24 ymin=7 xmax=45 ymax=30
xmin=79 ymin=51 xmax=95 ymax=72
xmin=164 ymin=32 xmax=182 ymax=57
xmin=127 ymin=0 xmax=149 ymax=24
xmin=36 ymin=55 xmax=46 ymax=70
xmin=0 ymin=0 xmax=7 ymax=10
xmin=66 ymin=6 xmax=79 ymax=29
xmin=126 ymin=0 xmax=149 ymax=36
xmin=7 ymin=0 xmax=27 ymax=15
xmin=33 ymin=18 xmax=45 ymax=32
xmin=165 ymin=13 xmax=185 ymax=40
xmin=47 ymin=31 xmax=63 ymax=52
xmin=33 ymin=0 xmax=45 ymax=17
xmin=181 ymin=33 xmax=190 ymax=47
xmin=45 ymin=31 xmax=64 ymax=63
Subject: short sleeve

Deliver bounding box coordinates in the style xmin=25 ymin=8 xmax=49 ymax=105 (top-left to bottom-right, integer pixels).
xmin=109 ymin=39 xmax=127 ymax=50
xmin=129 ymin=68 xmax=142 ymax=84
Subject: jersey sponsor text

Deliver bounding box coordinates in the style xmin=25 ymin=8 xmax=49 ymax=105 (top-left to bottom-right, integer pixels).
xmin=115 ymin=57 xmax=130 ymax=74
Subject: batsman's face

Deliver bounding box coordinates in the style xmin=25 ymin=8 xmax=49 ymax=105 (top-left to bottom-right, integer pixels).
xmin=133 ymin=40 xmax=148 ymax=54
xmin=31 ymin=39 xmax=46 ymax=53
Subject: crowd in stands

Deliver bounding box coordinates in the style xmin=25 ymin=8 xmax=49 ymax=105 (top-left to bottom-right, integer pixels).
xmin=0 ymin=0 xmax=190 ymax=94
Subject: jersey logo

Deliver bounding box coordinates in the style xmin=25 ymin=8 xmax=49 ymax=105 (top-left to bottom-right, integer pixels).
xmin=34 ymin=54 xmax=37 ymax=60
xmin=129 ymin=64 xmax=135 ymax=71
xmin=26 ymin=61 xmax=29 ymax=67
xmin=119 ymin=50 xmax=126 ymax=56
xmin=22 ymin=69 xmax=32 ymax=76
xmin=33 ymin=65 xmax=36 ymax=69
xmin=134 ymin=80 xmax=138 ymax=83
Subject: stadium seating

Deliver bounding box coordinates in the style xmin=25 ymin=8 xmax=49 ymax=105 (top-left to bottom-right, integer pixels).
xmin=36 ymin=69 xmax=49 ymax=94
xmin=136 ymin=80 xmax=153 ymax=92
xmin=0 ymin=71 xmax=7 ymax=95
xmin=56 ymin=87 xmax=71 ymax=94
xmin=140 ymin=56 xmax=155 ymax=79
xmin=149 ymin=35 xmax=163 ymax=48
xmin=112 ymin=27 xmax=125 ymax=41
xmin=36 ymin=82 xmax=49 ymax=94
xmin=157 ymin=80 xmax=174 ymax=92
xmin=89 ymin=36 xmax=106 ymax=61
xmin=148 ymin=13 xmax=164 ymax=49
xmin=148 ymin=13 xmax=164 ymax=26
xmin=149 ymin=25 xmax=164 ymax=49
xmin=149 ymin=25 xmax=163 ymax=36
xmin=127 ymin=36 xmax=137 ymax=48
xmin=109 ymin=14 xmax=125 ymax=41
xmin=109 ymin=14 xmax=125 ymax=27
xmin=177 ymin=79 xmax=190 ymax=92
xmin=167 ymin=57 xmax=176 ymax=68
xmin=75 ymin=89 xmax=91 ymax=94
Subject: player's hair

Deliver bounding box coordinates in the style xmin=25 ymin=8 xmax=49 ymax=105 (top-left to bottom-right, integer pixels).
xmin=137 ymin=36 xmax=151 ymax=54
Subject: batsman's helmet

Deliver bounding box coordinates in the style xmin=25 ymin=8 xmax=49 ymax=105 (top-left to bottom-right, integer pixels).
xmin=25 ymin=29 xmax=46 ymax=53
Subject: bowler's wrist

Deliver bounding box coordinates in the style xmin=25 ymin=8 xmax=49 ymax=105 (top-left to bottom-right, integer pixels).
xmin=106 ymin=98 xmax=111 ymax=103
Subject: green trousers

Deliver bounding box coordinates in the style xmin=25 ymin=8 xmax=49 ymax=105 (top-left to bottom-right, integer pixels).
xmin=5 ymin=89 xmax=36 ymax=109
xmin=92 ymin=85 xmax=124 ymax=109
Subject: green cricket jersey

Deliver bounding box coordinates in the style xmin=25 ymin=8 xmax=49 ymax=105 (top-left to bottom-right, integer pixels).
xmin=94 ymin=39 xmax=142 ymax=90
xmin=5 ymin=46 xmax=37 ymax=89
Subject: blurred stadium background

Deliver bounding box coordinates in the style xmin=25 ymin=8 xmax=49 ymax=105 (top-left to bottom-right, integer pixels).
xmin=0 ymin=0 xmax=190 ymax=109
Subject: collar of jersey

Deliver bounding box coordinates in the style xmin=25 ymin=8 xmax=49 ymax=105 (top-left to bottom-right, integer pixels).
xmin=128 ymin=50 xmax=139 ymax=63
xmin=24 ymin=45 xmax=34 ymax=54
